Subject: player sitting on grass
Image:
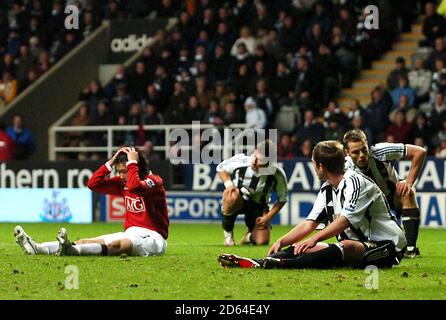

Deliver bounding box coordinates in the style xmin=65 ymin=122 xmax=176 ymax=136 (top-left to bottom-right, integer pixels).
xmin=218 ymin=141 xmax=407 ymax=269
xmin=14 ymin=146 xmax=169 ymax=257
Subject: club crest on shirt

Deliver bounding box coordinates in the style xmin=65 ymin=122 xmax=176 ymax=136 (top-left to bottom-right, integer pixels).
xmin=145 ymin=178 xmax=155 ymax=188
xmin=125 ymin=196 xmax=145 ymax=213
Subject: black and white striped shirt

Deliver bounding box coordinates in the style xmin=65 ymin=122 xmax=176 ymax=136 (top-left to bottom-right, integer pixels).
xmin=345 ymin=142 xmax=407 ymax=199
xmin=216 ymin=154 xmax=288 ymax=205
xmin=307 ymin=169 xmax=407 ymax=252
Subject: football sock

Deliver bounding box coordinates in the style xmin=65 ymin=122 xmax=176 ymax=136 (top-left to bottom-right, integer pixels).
xmin=69 ymin=243 xmax=106 ymax=256
xmin=274 ymin=244 xmax=344 ymax=269
xmin=402 ymin=208 xmax=420 ymax=248
xmin=268 ymin=246 xmax=296 ymax=259
xmin=36 ymin=241 xmax=59 ymax=255
xmin=223 ymin=230 xmax=233 ymax=239
xmin=222 ymin=213 xmax=237 ymax=232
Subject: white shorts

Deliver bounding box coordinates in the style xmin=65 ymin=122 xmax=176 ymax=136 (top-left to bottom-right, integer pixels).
xmin=99 ymin=227 xmax=167 ymax=257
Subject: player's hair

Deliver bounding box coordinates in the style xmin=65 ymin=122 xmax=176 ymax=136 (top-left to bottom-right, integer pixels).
xmin=343 ymin=129 xmax=368 ymax=150
xmin=255 ymin=139 xmax=275 ymax=158
xmin=116 ymin=147 xmax=150 ymax=177
xmin=312 ymin=140 xmax=345 ymax=174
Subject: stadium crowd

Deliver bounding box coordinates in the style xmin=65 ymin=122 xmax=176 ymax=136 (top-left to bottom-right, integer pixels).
xmin=5 ymin=0 xmax=446 ymax=161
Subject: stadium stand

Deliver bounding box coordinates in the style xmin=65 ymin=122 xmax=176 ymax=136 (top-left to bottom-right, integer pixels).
xmin=3 ymin=0 xmax=446 ymax=161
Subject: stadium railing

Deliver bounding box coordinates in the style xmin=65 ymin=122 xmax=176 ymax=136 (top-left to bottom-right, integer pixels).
xmin=49 ymin=123 xmax=251 ymax=160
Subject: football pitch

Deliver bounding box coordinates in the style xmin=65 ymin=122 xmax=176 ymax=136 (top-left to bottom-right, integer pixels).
xmin=1 ymin=223 xmax=445 ymax=300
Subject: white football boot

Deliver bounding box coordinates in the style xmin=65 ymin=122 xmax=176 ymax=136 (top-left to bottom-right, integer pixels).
xmin=14 ymin=225 xmax=38 ymax=255
xmin=56 ymin=227 xmax=72 ymax=256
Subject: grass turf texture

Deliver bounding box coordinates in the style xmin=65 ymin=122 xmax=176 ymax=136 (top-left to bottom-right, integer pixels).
xmin=0 ymin=222 xmax=445 ymax=300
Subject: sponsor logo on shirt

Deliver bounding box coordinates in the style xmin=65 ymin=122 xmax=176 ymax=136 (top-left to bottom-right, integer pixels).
xmin=125 ymin=196 xmax=145 ymax=213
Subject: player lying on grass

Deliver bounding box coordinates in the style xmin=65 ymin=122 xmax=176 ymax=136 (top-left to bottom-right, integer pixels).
xmin=343 ymin=129 xmax=426 ymax=258
xmin=14 ymin=146 xmax=169 ymax=257
xmin=218 ymin=140 xmax=407 ymax=269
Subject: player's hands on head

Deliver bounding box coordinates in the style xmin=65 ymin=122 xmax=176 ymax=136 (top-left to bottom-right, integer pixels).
xmin=396 ymin=180 xmax=412 ymax=198
xmin=108 ymin=147 xmax=128 ymax=165
xmin=124 ymin=147 xmax=139 ymax=162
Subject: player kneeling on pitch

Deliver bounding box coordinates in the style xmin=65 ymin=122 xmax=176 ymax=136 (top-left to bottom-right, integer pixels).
xmin=218 ymin=141 xmax=407 ymax=269
xmin=217 ymin=140 xmax=288 ymax=246
xmin=14 ymin=147 xmax=169 ymax=257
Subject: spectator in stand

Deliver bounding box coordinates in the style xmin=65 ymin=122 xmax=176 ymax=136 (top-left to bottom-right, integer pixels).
xmin=105 ymin=0 xmax=126 ymax=20
xmin=273 ymin=61 xmax=294 ymax=101
xmin=387 ymin=57 xmax=409 ymax=90
xmin=203 ymin=98 xmax=224 ymax=126
xmin=277 ymin=133 xmax=295 ymax=160
xmin=434 ymin=134 xmax=446 ymax=157
xmin=231 ymin=63 xmax=253 ymax=102
xmin=293 ymin=56 xmax=316 ymax=109
xmin=52 ymin=31 xmax=79 ymax=63
xmin=1 ymin=54 xmax=16 ymax=76
xmin=313 ymin=43 xmax=340 ymax=108
xmin=430 ymin=58 xmax=446 ymax=94
xmin=295 ymin=109 xmax=324 ymax=148
xmin=128 ymin=102 xmax=143 ymax=125
xmin=112 ymin=83 xmax=133 ymax=118
xmin=331 ymin=24 xmax=357 ymax=88
xmin=0 ymin=70 xmax=18 ymax=107
xmin=36 ymin=50 xmax=51 ymax=75
xmin=324 ymin=115 xmax=344 ymax=142
xmin=187 ymin=95 xmax=203 ymax=122
xmin=80 ymin=10 xmax=98 ymax=39
xmin=6 ymin=114 xmax=36 ymax=160
xmin=19 ymin=68 xmax=38 ymax=91
xmin=295 ymin=138 xmax=313 ymax=158
xmin=104 ymin=65 xmax=127 ymax=98
xmin=128 ymin=61 xmax=149 ymax=102
xmin=390 ymin=94 xmax=417 ymax=124
xmin=421 ymin=2 xmax=446 ymax=47
xmin=346 ymin=98 xmax=364 ymax=121
xmin=194 ymin=76 xmax=214 ymax=110
xmin=244 ymin=96 xmax=266 ymax=129
xmin=423 ymin=91 xmax=446 ymax=129
xmin=69 ymin=103 xmax=91 ymax=147
xmin=412 ymin=112 xmax=434 ymax=151
xmin=391 ymin=75 xmax=416 ymax=108
xmin=387 ymin=110 xmax=413 ymax=144
xmin=15 ymin=45 xmax=34 ymax=85
xmin=254 ymin=78 xmax=274 ymax=120
xmin=408 ymin=58 xmax=432 ymax=104
xmin=80 ymin=80 xmax=106 ymax=117
xmin=141 ymin=140 xmax=162 ymax=163
xmin=231 ymin=26 xmax=256 ymax=56
xmin=0 ymin=121 xmax=15 ymax=161
xmin=363 ymin=86 xmax=392 ymax=144
xmin=425 ymin=37 xmax=446 ymax=71
xmin=323 ymin=100 xmax=348 ymax=129
xmin=223 ymin=101 xmax=243 ymax=125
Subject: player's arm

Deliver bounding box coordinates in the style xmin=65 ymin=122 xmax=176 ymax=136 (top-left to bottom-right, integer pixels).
xmin=87 ymin=147 xmax=127 ymax=196
xmin=268 ymin=220 xmax=319 ymax=255
xmin=268 ymin=186 xmax=326 ymax=255
xmin=295 ymin=216 xmax=350 ymax=255
xmin=257 ymin=169 xmax=288 ymax=228
xmin=125 ymin=148 xmax=164 ymax=195
xmin=295 ymin=176 xmax=366 ymax=254
xmin=217 ymin=154 xmax=246 ymax=196
xmin=397 ymin=144 xmax=427 ymax=197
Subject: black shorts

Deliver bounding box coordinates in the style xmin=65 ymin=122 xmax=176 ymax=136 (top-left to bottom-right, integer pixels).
xmin=361 ymin=240 xmax=405 ymax=269
xmin=234 ymin=198 xmax=269 ymax=232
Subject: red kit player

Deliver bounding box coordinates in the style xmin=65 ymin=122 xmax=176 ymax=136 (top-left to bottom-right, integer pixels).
xmin=14 ymin=147 xmax=170 ymax=257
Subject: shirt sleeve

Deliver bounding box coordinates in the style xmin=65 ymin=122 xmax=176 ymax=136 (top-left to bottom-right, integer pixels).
xmin=274 ymin=168 xmax=288 ymax=203
xmin=216 ymin=154 xmax=249 ymax=175
xmin=87 ymin=164 xmax=123 ymax=196
xmin=126 ymin=161 xmax=165 ymax=195
xmin=371 ymin=143 xmax=407 ymax=162
xmin=340 ymin=175 xmax=368 ymax=227
xmin=306 ymin=187 xmax=328 ymax=222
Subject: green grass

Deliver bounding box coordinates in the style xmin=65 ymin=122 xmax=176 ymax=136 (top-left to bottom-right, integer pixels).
xmin=0 ymin=222 xmax=445 ymax=300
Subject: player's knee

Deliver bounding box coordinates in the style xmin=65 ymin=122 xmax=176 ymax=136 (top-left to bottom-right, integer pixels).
xmin=107 ymin=241 xmax=122 ymax=254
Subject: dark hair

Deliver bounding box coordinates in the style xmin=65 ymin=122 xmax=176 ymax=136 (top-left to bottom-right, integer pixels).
xmin=343 ymin=129 xmax=367 ymax=150
xmin=312 ymin=140 xmax=345 ymax=175
xmin=115 ymin=147 xmax=150 ymax=177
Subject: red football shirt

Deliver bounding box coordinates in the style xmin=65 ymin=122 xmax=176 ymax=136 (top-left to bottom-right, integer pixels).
xmin=87 ymin=161 xmax=169 ymax=239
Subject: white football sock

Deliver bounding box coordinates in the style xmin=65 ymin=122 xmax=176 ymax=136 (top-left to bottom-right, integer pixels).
xmin=224 ymin=230 xmax=233 ymax=239
xmin=72 ymin=243 xmax=105 ymax=256
xmin=36 ymin=241 xmax=59 ymax=255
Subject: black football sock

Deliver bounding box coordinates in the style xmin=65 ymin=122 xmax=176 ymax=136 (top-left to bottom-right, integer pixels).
xmin=222 ymin=213 xmax=237 ymax=232
xmin=402 ymin=208 xmax=420 ymax=248
xmin=271 ymin=244 xmax=344 ymax=269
